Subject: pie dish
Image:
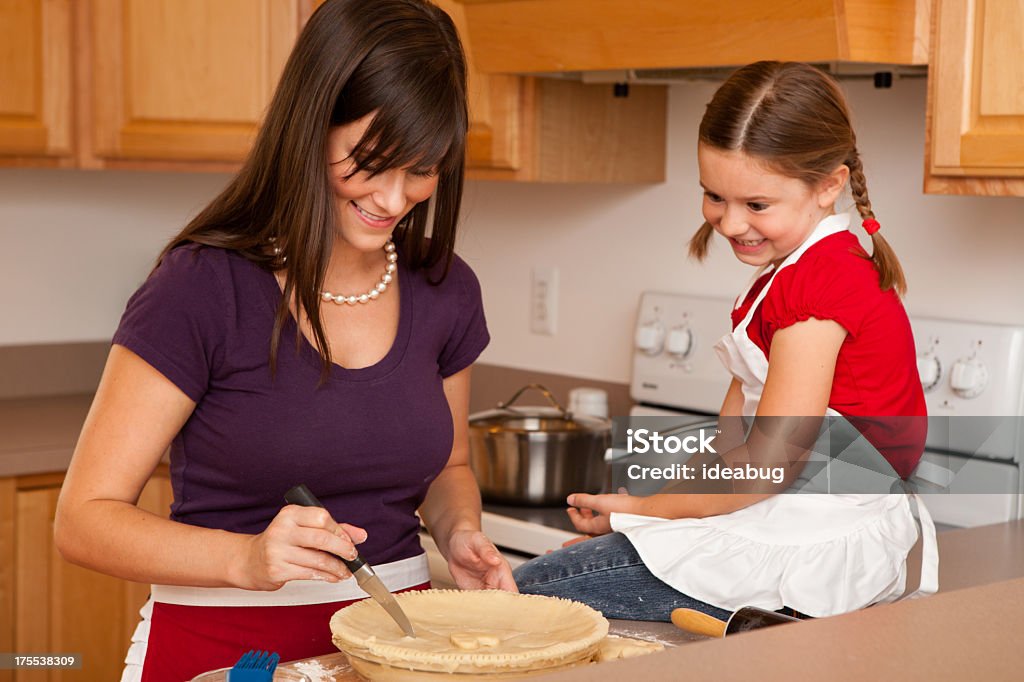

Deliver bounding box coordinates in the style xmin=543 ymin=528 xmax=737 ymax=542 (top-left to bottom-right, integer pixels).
xmin=330 ymin=589 xmax=609 ymax=678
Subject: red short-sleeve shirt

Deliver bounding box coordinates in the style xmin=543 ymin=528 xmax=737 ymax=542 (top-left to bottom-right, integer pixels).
xmin=731 ymin=231 xmax=926 ymax=477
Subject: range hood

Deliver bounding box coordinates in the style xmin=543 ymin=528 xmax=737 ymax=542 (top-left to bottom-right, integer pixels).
xmin=453 ymin=0 xmax=930 ymax=74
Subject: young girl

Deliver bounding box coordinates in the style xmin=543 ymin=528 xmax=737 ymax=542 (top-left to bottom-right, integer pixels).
xmin=514 ymin=61 xmax=936 ymax=622
xmin=55 ymin=2 xmax=513 ymax=680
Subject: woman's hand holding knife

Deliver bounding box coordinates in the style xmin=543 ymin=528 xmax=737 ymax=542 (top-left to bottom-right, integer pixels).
xmin=233 ymin=504 xmax=367 ymax=591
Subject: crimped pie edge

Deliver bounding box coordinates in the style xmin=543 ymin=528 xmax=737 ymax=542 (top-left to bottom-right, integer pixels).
xmin=330 ymin=589 xmax=610 ymax=673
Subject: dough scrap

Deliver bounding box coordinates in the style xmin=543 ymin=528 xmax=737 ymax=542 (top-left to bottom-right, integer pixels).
xmin=594 ymin=635 xmax=665 ymax=661
xmin=450 ymin=632 xmax=501 ymax=650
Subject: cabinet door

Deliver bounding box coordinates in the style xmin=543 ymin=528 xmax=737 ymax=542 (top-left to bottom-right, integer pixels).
xmin=432 ymin=0 xmax=530 ymax=176
xmin=85 ymin=0 xmax=302 ymax=167
xmin=464 ymin=73 xmax=531 ymax=173
xmin=13 ymin=473 xmax=173 ymax=682
xmin=0 ymin=0 xmax=73 ymax=163
xmin=926 ymin=0 xmax=1024 ymax=195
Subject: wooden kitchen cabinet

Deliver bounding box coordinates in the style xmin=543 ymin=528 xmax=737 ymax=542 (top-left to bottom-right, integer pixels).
xmin=252 ymin=0 xmax=666 ymax=182
xmin=0 ymin=0 xmax=309 ymax=171
xmin=0 ymin=0 xmax=75 ymax=165
xmin=83 ymin=0 xmax=305 ymax=170
xmin=1 ymin=0 xmax=664 ymax=180
xmin=435 ymin=0 xmax=667 ymax=182
xmin=452 ymin=0 xmax=930 ymax=73
xmin=924 ymin=0 xmax=1024 ymax=196
xmin=464 ymin=76 xmax=667 ymax=183
xmin=0 ymin=468 xmax=172 ymax=682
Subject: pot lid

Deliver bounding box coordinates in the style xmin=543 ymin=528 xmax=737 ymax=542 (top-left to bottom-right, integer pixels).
xmin=468 ymin=385 xmax=611 ymax=434
xmin=470 ymin=406 xmax=610 ymax=434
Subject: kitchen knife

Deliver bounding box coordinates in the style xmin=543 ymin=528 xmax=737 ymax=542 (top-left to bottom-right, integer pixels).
xmin=671 ymin=606 xmax=800 ymax=637
xmin=284 ymin=484 xmax=417 ymax=638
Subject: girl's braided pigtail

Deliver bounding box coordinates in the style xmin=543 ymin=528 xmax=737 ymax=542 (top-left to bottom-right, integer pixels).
xmin=848 ymin=151 xmax=907 ymax=296
xmin=688 ymin=221 xmax=716 ymax=261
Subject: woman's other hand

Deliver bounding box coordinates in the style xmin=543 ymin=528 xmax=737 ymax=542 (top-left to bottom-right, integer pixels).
xmin=445 ymin=530 xmax=518 ymax=592
xmin=234 ymin=505 xmax=368 ymax=591
xmin=565 ymin=491 xmax=637 ymax=535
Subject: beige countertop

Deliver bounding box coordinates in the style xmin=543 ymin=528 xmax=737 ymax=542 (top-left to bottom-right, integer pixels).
xmin=546 ymin=577 xmax=1024 ymax=681
xmin=0 ymin=393 xmax=93 ymax=477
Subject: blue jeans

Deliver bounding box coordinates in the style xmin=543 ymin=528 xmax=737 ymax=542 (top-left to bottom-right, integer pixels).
xmin=513 ymin=532 xmax=732 ymax=622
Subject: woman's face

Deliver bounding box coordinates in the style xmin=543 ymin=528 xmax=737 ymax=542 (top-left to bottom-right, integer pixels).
xmin=697 ymin=144 xmax=846 ymax=268
xmin=327 ymin=113 xmax=440 ymax=253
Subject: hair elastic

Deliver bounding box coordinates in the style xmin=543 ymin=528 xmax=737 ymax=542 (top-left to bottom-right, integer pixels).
xmin=862 ymin=218 xmax=881 ymax=235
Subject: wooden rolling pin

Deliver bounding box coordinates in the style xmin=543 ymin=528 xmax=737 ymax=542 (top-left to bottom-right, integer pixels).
xmin=671 ymin=606 xmax=800 ymax=637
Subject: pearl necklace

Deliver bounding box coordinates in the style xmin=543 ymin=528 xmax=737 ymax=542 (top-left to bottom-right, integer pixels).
xmin=321 ymin=240 xmax=397 ymax=305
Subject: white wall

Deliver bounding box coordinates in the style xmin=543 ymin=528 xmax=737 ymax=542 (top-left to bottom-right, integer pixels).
xmin=1 ymin=169 xmax=231 ymax=345
xmin=2 ymin=77 xmax=1023 ymax=383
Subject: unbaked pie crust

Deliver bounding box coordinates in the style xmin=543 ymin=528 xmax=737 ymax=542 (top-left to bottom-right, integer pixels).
xmin=330 ymin=589 xmax=610 ymax=679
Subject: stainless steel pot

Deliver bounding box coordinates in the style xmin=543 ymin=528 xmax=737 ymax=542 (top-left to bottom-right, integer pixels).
xmin=468 ymin=384 xmax=611 ymax=506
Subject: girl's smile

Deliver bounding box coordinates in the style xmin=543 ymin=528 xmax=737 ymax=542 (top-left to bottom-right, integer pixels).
xmin=729 ymin=237 xmax=768 ymax=255
xmin=697 ymin=144 xmax=848 ymax=267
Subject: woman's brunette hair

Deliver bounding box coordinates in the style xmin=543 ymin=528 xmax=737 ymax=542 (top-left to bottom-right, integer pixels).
xmin=159 ymin=0 xmax=468 ymax=375
xmin=689 ymin=61 xmax=906 ymax=295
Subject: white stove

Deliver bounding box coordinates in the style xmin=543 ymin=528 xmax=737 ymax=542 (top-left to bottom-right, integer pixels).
xmin=462 ymin=293 xmax=1024 ymax=567
xmin=629 ymin=291 xmax=1024 ymax=528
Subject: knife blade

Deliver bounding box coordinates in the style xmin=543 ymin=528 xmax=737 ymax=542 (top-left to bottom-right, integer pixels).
xmin=284 ymin=484 xmax=417 ymax=638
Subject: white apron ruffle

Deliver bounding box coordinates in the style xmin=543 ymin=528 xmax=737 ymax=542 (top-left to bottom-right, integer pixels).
xmin=611 ymin=494 xmax=919 ymax=617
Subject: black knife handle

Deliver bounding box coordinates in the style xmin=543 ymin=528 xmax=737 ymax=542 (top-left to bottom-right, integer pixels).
xmin=284 ymin=483 xmax=324 ymax=508
xmin=284 ymin=484 xmax=366 ymax=573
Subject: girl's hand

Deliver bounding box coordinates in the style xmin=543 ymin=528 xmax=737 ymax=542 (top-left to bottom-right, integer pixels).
xmin=445 ymin=530 xmax=518 ymax=592
xmin=234 ymin=505 xmax=367 ymax=591
xmin=565 ymin=492 xmax=637 ymax=536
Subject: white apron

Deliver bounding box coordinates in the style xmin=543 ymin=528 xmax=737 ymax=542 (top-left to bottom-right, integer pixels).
xmin=612 ymin=214 xmax=938 ymax=617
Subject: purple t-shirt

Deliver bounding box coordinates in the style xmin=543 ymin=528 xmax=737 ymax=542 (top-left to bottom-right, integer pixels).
xmin=113 ymin=243 xmax=489 ymax=565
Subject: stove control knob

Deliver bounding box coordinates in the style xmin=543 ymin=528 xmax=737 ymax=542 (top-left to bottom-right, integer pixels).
xmin=666 ymin=326 xmax=694 ymax=359
xmin=950 ymin=358 xmax=988 ymax=399
xmin=916 ymin=353 xmax=942 ymax=392
xmin=635 ymin=322 xmax=666 ymax=356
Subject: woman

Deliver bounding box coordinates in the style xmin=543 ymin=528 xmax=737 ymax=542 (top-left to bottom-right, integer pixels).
xmin=54 ymin=1 xmax=514 ymax=680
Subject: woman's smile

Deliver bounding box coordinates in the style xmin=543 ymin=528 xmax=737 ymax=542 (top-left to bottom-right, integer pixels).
xmin=351 ymin=201 xmax=397 ymax=229
xmin=328 ymin=114 xmax=440 ymax=252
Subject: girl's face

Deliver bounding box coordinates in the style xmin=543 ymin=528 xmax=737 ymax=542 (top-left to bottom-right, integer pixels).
xmin=697 ymin=144 xmax=847 ymax=268
xmin=327 ymin=113 xmax=440 ymax=254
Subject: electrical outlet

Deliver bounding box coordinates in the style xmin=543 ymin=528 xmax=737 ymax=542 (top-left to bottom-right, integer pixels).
xmin=530 ymin=267 xmax=558 ymax=336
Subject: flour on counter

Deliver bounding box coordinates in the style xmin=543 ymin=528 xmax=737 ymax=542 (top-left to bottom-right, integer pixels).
xmin=294 ymin=659 xmax=346 ymax=682
xmin=607 ymin=626 xmax=683 ymax=648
